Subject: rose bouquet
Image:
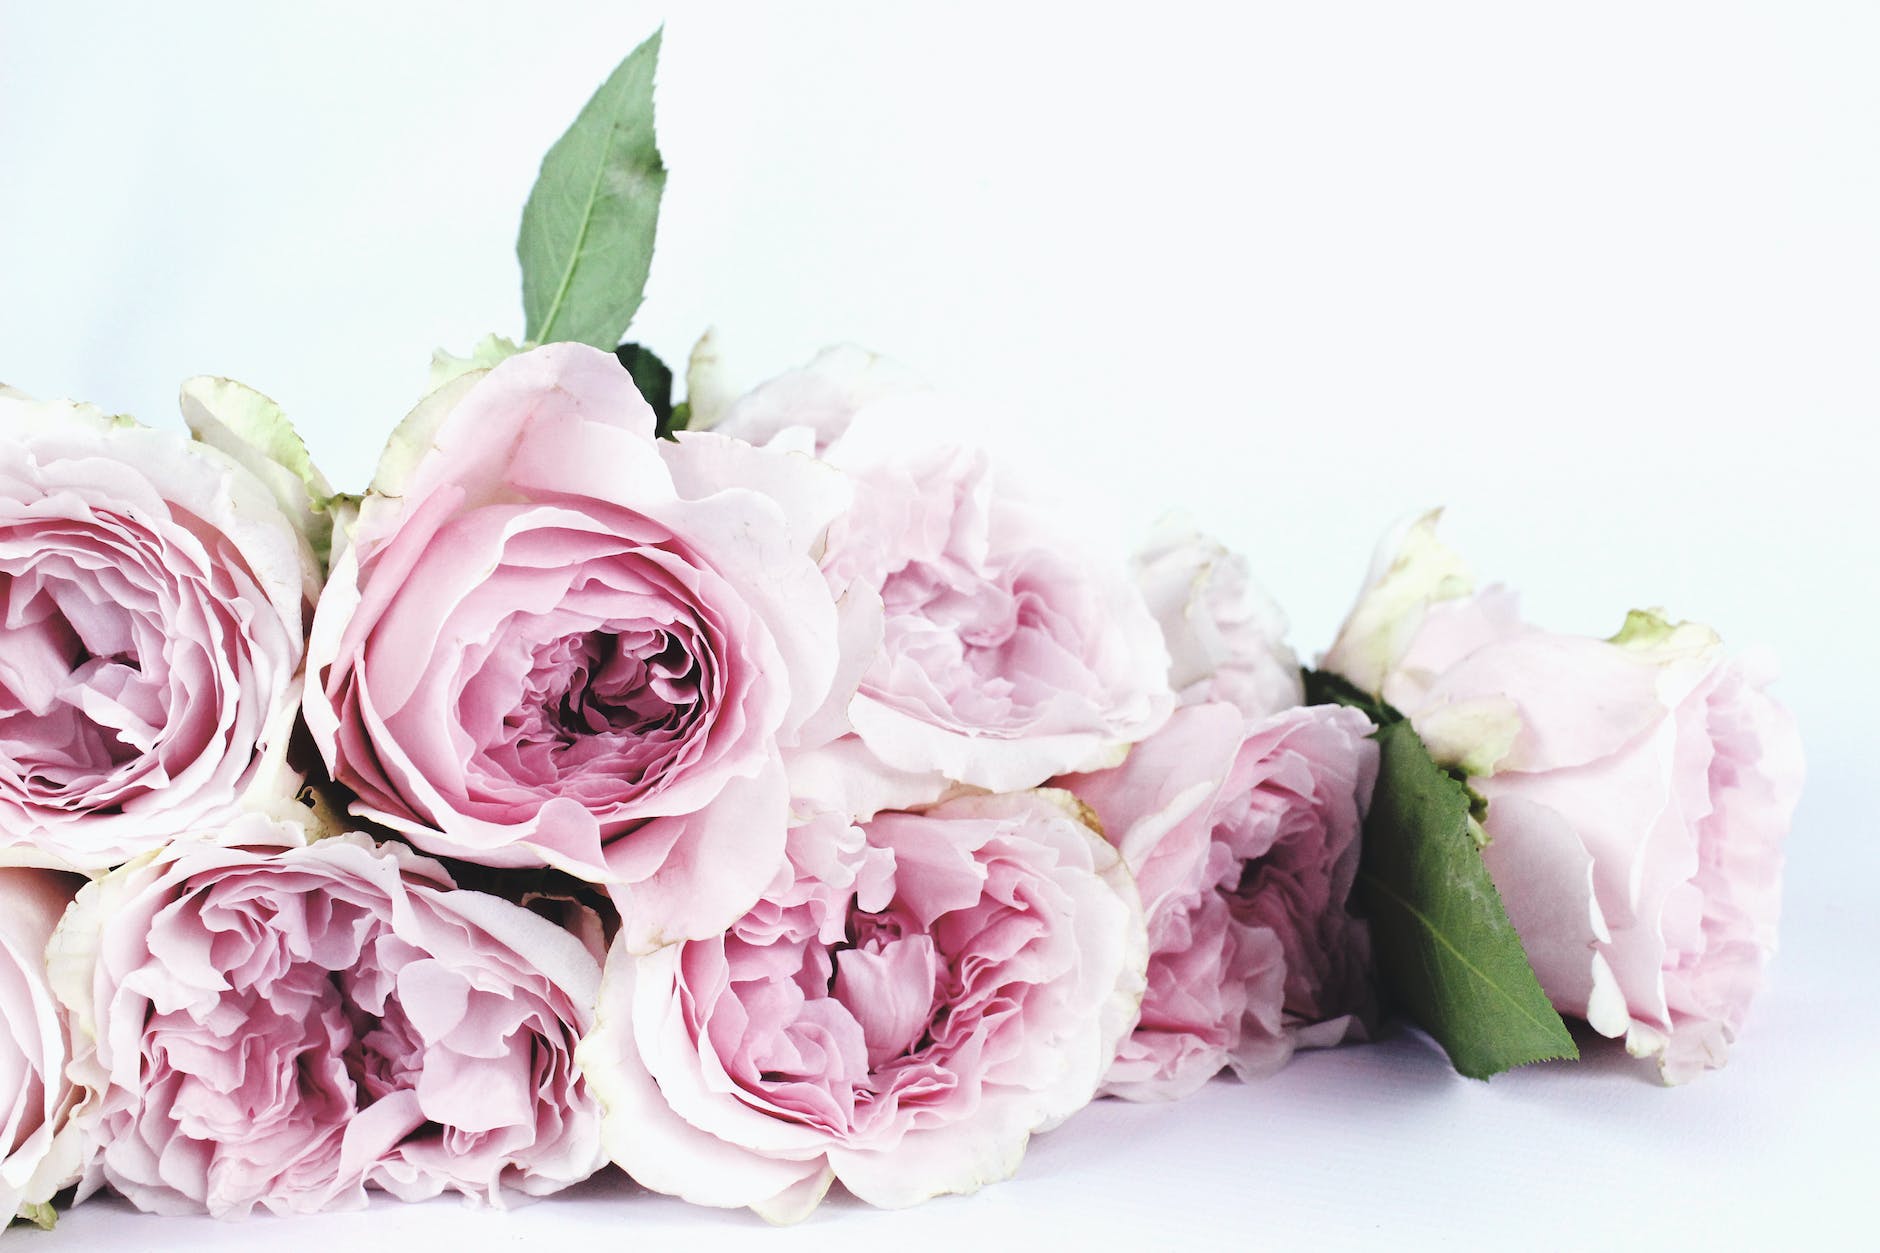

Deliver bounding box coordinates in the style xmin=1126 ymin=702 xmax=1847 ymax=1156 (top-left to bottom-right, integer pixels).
xmin=0 ymin=27 xmax=1802 ymax=1234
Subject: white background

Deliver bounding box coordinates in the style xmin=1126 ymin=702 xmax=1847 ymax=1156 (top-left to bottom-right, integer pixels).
xmin=3 ymin=2 xmax=1876 ymax=1247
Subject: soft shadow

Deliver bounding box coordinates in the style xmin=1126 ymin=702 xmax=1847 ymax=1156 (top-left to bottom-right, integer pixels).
xmin=1494 ymin=1018 xmax=1664 ymax=1094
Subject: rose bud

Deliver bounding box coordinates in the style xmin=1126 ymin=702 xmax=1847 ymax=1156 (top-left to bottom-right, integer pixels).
xmin=1323 ymin=512 xmax=1804 ymax=1082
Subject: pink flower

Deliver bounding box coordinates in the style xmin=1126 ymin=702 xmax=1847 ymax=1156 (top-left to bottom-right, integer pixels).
xmin=0 ymin=868 xmax=84 ymax=1223
xmin=700 ymin=341 xmax=927 ymax=457
xmin=1325 ymin=514 xmax=1805 ymax=1082
xmin=304 ymin=344 xmax=848 ymax=948
xmin=47 ymin=820 xmax=605 ymax=1217
xmin=0 ymin=385 xmax=320 ymax=871
xmin=679 ymin=345 xmax=1174 ymax=812
xmin=1133 ymin=527 xmax=1304 ymax=721
xmin=1059 ymin=702 xmax=1377 ymax=1100
xmin=816 ymin=437 xmax=1174 ymax=795
xmin=578 ymin=792 xmax=1147 ymax=1222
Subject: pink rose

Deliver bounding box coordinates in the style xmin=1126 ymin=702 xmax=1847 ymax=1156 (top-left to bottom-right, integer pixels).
xmin=1133 ymin=527 xmax=1304 ymax=721
xmin=1060 ymin=701 xmax=1377 ymax=1100
xmin=1 ymin=868 xmax=84 ymax=1224
xmin=47 ymin=820 xmax=605 ymax=1216
xmin=815 ymin=437 xmax=1174 ymax=794
xmin=682 ymin=346 xmax=1175 ymax=809
xmin=0 ymin=385 xmax=320 ymax=871
xmin=1325 ymin=514 xmax=1805 ymax=1082
xmin=305 ymin=344 xmax=847 ymax=948
xmin=578 ymin=792 xmax=1147 ymax=1222
xmin=699 ymin=341 xmax=927 ymax=456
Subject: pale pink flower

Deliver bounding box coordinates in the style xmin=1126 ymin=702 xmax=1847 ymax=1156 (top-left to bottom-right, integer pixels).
xmin=0 ymin=385 xmax=319 ymax=871
xmin=48 ymin=820 xmax=605 ymax=1217
xmin=0 ymin=868 xmax=84 ymax=1223
xmin=816 ymin=438 xmax=1174 ymax=795
xmin=304 ymin=343 xmax=848 ymax=949
xmin=1133 ymin=526 xmax=1304 ymax=721
xmin=579 ymin=792 xmax=1147 ymax=1222
xmin=1061 ymin=702 xmax=1377 ymax=1100
xmin=702 ymin=342 xmax=926 ymax=456
xmin=1325 ymin=513 xmax=1805 ymax=1081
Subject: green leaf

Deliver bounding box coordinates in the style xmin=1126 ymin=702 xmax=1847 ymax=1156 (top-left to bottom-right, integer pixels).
xmin=1353 ymin=719 xmax=1578 ymax=1078
xmin=1307 ymin=668 xmax=1575 ymax=1077
xmin=1302 ymin=667 xmax=1397 ymax=725
xmin=519 ymin=28 xmax=667 ymax=348
xmin=614 ymin=342 xmax=676 ymax=437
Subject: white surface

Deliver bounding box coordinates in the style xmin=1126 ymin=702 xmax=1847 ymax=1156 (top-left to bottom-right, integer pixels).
xmin=3 ymin=2 xmax=1876 ymax=1247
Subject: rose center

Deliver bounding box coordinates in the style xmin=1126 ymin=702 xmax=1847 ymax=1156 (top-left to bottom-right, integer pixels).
xmin=505 ymin=627 xmax=703 ymax=752
xmin=0 ymin=568 xmax=158 ymax=796
xmin=828 ymin=906 xmax=948 ymax=1072
xmin=341 ymin=976 xmax=424 ymax=1106
xmin=874 ymin=560 xmax=1050 ymax=723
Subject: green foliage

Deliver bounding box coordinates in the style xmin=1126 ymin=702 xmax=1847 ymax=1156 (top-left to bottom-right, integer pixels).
xmin=614 ymin=342 xmax=687 ymax=438
xmin=519 ymin=28 xmax=666 ymax=348
xmin=1307 ymin=670 xmax=1577 ymax=1078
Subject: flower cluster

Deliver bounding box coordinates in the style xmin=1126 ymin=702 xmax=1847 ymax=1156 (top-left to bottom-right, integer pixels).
xmin=0 ymin=342 xmax=1801 ymax=1232
xmin=290 ymin=341 xmax=1382 ymax=1215
xmin=0 ymin=28 xmax=1802 ymax=1235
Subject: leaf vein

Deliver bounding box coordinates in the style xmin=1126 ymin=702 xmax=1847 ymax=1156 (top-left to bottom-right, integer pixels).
xmin=535 ymin=121 xmax=620 ymax=344
xmin=1360 ymin=869 xmax=1567 ymax=1040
